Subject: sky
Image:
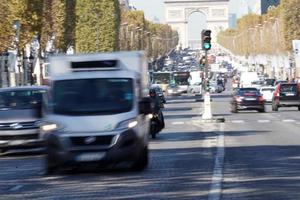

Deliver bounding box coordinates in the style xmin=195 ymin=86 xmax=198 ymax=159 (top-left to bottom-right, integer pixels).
xmin=129 ymin=0 xmax=254 ymax=23
xmin=129 ymin=0 xmax=257 ymax=39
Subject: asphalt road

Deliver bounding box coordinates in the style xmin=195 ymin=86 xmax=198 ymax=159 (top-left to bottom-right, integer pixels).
xmin=1 ymin=90 xmax=300 ymax=200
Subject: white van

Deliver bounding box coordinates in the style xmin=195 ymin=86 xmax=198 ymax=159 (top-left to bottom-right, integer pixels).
xmin=40 ymin=52 xmax=152 ymax=174
xmin=240 ymin=72 xmax=259 ymax=88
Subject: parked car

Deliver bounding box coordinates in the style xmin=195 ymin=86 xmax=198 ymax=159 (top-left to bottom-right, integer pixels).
xmin=166 ymin=84 xmax=183 ymax=96
xmin=231 ymin=87 xmax=265 ymax=113
xmin=272 ymin=83 xmax=300 ymax=111
xmin=0 ymin=86 xmax=48 ymax=154
xmin=260 ymin=86 xmax=275 ymax=103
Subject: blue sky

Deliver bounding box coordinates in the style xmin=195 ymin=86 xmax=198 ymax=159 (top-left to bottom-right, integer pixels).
xmin=129 ymin=0 xmax=256 ymax=39
xmin=129 ymin=0 xmax=254 ymax=23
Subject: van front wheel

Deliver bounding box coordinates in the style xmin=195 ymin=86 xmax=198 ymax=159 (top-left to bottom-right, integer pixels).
xmin=131 ymin=146 xmax=148 ymax=171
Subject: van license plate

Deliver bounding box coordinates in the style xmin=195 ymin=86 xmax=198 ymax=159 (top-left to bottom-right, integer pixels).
xmin=76 ymin=152 xmax=105 ymax=162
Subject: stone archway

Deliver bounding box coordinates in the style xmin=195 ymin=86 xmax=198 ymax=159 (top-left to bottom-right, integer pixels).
xmin=165 ymin=0 xmax=229 ymax=48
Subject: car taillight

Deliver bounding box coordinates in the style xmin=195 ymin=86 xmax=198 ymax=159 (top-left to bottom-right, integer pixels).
xmin=236 ymin=96 xmax=244 ymax=102
xmin=259 ymin=96 xmax=264 ymax=102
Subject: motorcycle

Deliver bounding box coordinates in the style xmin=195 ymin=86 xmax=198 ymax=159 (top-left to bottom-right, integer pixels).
xmin=149 ymin=113 xmax=164 ymax=139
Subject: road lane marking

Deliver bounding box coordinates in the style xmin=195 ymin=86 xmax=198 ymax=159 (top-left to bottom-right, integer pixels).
xmin=208 ymin=123 xmax=225 ymax=200
xmin=172 ymin=122 xmax=185 ymax=125
xmin=258 ymin=120 xmax=270 ymax=123
xmin=9 ymin=185 xmax=23 ymax=191
xmin=282 ymin=119 xmax=295 ymax=123
xmin=231 ymin=120 xmax=244 ymax=123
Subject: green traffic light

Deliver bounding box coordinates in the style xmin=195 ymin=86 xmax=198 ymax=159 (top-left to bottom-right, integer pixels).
xmin=203 ymin=43 xmax=211 ymax=50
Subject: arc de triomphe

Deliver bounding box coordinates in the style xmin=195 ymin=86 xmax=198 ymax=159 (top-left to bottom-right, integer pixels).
xmin=165 ymin=0 xmax=229 ymax=48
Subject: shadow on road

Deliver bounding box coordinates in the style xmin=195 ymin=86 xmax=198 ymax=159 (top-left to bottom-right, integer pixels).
xmin=222 ymin=145 xmax=300 ymax=199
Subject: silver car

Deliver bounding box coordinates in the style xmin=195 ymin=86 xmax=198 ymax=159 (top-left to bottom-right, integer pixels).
xmin=0 ymin=86 xmax=48 ymax=154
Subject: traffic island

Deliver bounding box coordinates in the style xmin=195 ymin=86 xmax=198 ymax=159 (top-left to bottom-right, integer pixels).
xmin=199 ymin=92 xmax=225 ymax=123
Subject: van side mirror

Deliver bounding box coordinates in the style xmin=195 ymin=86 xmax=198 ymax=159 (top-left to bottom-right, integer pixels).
xmin=139 ymin=97 xmax=153 ymax=115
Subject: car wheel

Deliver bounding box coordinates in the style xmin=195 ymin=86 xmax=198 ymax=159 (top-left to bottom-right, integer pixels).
xmin=258 ymin=108 xmax=265 ymax=113
xmin=131 ymin=146 xmax=148 ymax=171
xmin=272 ymin=104 xmax=278 ymax=111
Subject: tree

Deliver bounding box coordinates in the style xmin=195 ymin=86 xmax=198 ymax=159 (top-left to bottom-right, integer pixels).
xmin=76 ymin=0 xmax=120 ymax=53
xmin=0 ymin=1 xmax=12 ymax=52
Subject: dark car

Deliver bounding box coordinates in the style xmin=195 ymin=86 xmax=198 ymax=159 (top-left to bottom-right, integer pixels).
xmin=264 ymin=78 xmax=276 ymax=86
xmin=231 ymin=87 xmax=265 ymax=113
xmin=0 ymin=86 xmax=48 ymax=154
xmin=272 ymin=83 xmax=300 ymax=111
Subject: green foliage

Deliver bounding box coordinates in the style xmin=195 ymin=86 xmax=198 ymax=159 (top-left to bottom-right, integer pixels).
xmin=120 ymin=9 xmax=178 ymax=59
xmin=0 ymin=1 xmax=12 ymax=51
xmin=75 ymin=0 xmax=120 ymax=53
xmin=218 ymin=1 xmax=300 ymax=55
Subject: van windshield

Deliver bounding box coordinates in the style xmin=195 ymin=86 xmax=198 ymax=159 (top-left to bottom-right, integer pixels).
xmin=52 ymin=78 xmax=134 ymax=115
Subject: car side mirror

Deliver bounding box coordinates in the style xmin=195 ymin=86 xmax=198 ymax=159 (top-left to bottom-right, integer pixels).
xmin=139 ymin=97 xmax=153 ymax=115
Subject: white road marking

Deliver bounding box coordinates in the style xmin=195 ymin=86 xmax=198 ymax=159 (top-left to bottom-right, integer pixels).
xmin=208 ymin=123 xmax=225 ymax=200
xmin=231 ymin=120 xmax=245 ymax=123
xmin=9 ymin=185 xmax=23 ymax=191
xmin=258 ymin=120 xmax=270 ymax=123
xmin=172 ymin=122 xmax=185 ymax=125
xmin=282 ymin=119 xmax=295 ymax=123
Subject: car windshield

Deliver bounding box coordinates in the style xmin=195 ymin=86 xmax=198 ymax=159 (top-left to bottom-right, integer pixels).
xmin=237 ymin=88 xmax=259 ymax=96
xmin=0 ymin=89 xmax=45 ymax=110
xmin=52 ymin=78 xmax=133 ymax=115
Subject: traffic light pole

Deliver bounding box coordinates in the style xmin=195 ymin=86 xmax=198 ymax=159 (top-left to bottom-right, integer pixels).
xmin=202 ymin=49 xmax=213 ymax=120
xmin=204 ymin=50 xmax=209 ymax=88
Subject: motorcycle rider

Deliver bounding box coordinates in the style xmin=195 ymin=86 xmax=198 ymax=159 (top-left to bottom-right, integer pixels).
xmin=149 ymin=88 xmax=165 ymax=129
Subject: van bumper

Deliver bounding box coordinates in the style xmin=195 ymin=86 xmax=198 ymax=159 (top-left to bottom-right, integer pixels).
xmin=45 ymin=129 xmax=145 ymax=167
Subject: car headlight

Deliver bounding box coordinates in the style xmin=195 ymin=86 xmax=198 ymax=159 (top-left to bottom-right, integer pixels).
xmin=115 ymin=118 xmax=138 ymax=130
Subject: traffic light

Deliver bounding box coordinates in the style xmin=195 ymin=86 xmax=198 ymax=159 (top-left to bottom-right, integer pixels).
xmin=201 ymin=29 xmax=212 ymax=50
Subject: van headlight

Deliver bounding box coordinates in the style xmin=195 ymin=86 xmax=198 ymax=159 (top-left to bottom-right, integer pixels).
xmin=41 ymin=123 xmax=58 ymax=132
xmin=40 ymin=122 xmax=64 ymax=134
xmin=115 ymin=118 xmax=138 ymax=130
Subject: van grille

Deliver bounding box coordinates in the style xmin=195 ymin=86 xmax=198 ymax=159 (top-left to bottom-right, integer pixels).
xmin=70 ymin=135 xmax=114 ymax=146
